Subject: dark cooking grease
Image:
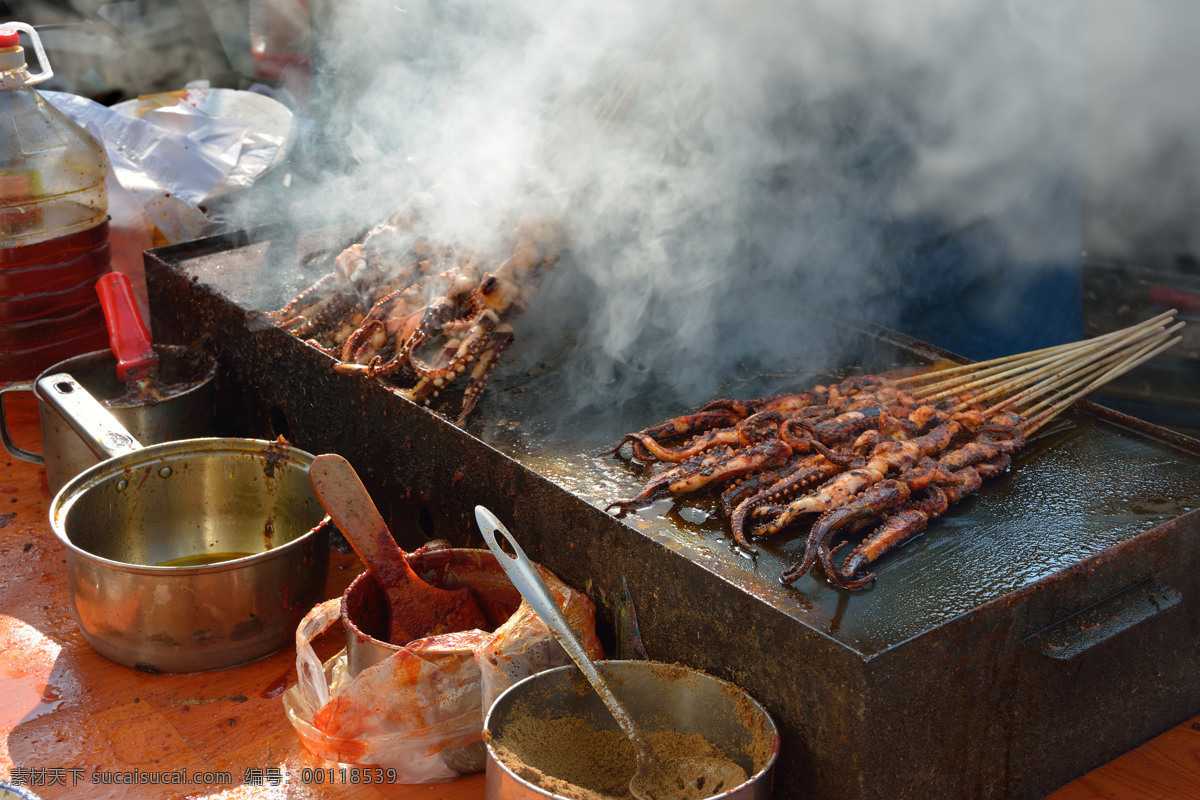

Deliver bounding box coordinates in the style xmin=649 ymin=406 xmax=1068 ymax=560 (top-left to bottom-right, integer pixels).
xmin=102 ymin=378 xmax=202 ymax=408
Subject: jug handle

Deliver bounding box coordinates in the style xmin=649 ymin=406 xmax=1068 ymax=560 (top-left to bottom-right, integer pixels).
xmin=0 ymin=22 xmax=53 ymax=84
xmin=0 ymin=381 xmax=44 ymax=465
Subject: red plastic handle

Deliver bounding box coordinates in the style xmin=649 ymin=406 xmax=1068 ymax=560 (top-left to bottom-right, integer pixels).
xmin=1147 ymin=284 xmax=1200 ymax=313
xmin=96 ymin=272 xmax=158 ymax=382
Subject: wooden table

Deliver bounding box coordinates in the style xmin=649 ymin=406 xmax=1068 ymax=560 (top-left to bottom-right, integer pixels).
xmin=1 ymin=389 xmax=1197 ymax=800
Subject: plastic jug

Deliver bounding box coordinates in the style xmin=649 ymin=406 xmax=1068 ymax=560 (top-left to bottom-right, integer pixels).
xmin=0 ymin=21 xmax=111 ymax=382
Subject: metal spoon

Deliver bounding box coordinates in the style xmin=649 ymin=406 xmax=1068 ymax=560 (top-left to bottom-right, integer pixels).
xmin=474 ymin=505 xmax=747 ymax=800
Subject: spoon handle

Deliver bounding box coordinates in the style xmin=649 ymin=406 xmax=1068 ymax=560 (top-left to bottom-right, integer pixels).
xmin=475 ymin=505 xmax=654 ymax=762
xmin=96 ymin=272 xmax=158 ymax=382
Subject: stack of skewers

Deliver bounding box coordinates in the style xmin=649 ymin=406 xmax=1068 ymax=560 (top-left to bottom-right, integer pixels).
xmin=606 ymin=311 xmax=1185 ymax=589
xmin=265 ymin=211 xmax=566 ymax=424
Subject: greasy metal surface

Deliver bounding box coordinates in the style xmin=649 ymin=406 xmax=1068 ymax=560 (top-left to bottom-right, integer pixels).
xmin=1083 ymin=259 xmax=1200 ymax=362
xmin=1082 ymin=259 xmax=1200 ymax=436
xmin=144 ymin=223 xmax=1200 ymax=800
xmin=477 ymin=359 xmax=1200 ymax=656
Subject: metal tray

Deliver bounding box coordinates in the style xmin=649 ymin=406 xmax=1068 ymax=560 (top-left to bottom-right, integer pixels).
xmin=145 ymin=223 xmax=1200 ymax=800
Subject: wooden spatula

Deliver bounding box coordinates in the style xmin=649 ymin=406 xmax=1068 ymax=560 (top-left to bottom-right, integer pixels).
xmin=309 ymin=453 xmax=488 ymax=644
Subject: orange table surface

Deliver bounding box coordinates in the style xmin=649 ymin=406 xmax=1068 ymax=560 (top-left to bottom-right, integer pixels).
xmin=1 ymin=389 xmax=1197 ymax=800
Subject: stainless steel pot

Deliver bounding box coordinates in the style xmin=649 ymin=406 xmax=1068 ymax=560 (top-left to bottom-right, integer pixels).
xmin=484 ymin=661 xmax=780 ymax=800
xmin=42 ymin=372 xmax=330 ymax=673
xmin=0 ymin=345 xmax=217 ymax=495
xmin=340 ymin=548 xmax=527 ymax=777
xmin=340 ymin=548 xmax=524 ymax=676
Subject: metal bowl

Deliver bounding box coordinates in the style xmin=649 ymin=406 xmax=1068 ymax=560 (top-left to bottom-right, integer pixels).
xmin=49 ymin=437 xmax=331 ymax=673
xmin=340 ymin=548 xmax=527 ymax=776
xmin=0 ymin=784 xmax=44 ymax=800
xmin=340 ymin=547 xmax=524 ymax=675
xmin=484 ymin=660 xmax=779 ymax=800
xmin=41 ymin=371 xmax=331 ymax=674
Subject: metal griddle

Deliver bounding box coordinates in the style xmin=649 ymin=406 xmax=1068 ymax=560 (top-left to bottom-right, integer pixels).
xmin=144 ymin=222 xmax=1200 ymax=800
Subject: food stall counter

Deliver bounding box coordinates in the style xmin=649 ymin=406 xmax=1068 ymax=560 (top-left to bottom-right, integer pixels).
xmin=0 ymin=389 xmax=1197 ymax=799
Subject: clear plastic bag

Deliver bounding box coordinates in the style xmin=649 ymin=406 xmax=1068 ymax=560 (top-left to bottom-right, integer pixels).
xmin=283 ymin=548 xmax=601 ymax=783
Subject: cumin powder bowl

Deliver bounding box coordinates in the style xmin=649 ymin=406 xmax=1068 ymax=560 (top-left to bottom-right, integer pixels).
xmin=483 ymin=660 xmax=779 ymax=800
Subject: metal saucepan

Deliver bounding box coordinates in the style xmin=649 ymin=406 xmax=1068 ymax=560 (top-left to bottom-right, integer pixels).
xmin=484 ymin=661 xmax=780 ymax=800
xmin=339 ymin=548 xmax=527 ymax=777
xmin=41 ymin=372 xmax=330 ymax=673
xmin=476 ymin=507 xmax=761 ymax=800
xmin=0 ymin=345 xmax=217 ymax=495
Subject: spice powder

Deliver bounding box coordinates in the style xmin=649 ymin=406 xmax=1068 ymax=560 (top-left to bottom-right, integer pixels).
xmin=491 ymin=714 xmax=744 ymax=800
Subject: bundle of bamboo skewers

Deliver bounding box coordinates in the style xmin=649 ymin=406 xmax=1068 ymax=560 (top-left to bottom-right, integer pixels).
xmin=606 ymin=310 xmax=1185 ymax=589
xmin=900 ymin=309 xmax=1184 ymax=437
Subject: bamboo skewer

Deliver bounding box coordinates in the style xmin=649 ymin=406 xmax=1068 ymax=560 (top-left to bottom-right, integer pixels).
xmin=1020 ymin=331 xmax=1184 ymax=435
xmin=897 ymin=310 xmax=1184 ymax=434
xmin=896 ymin=309 xmax=1178 ymax=388
xmin=998 ymin=324 xmax=1182 ymax=413
xmin=967 ymin=322 xmax=1182 ymax=416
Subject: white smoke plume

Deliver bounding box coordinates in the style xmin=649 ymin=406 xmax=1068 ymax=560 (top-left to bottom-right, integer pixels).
xmin=1082 ymin=0 xmax=1200 ymax=261
xmin=291 ymin=0 xmax=1096 ymax=412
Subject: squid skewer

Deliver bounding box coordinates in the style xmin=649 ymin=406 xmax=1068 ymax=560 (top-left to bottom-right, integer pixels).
xmin=832 ymin=455 xmax=1011 ymax=589
xmin=750 ymin=411 xmax=977 ymax=541
xmin=603 ymin=310 xmax=1183 ymax=591
xmin=780 ymin=421 xmax=1025 ymax=588
xmin=268 ymin=212 xmax=565 ymax=423
xmin=604 ymin=410 xmax=806 ymax=512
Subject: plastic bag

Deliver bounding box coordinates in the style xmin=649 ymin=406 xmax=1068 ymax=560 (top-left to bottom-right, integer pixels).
xmin=44 ymin=84 xmax=292 ymax=242
xmin=283 ymin=548 xmax=601 ymax=783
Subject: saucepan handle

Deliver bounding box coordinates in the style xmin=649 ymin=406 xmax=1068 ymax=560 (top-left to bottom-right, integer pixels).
xmin=34 ymin=373 xmax=144 ymax=461
xmin=0 ymin=381 xmax=43 ymax=464
xmin=1022 ymin=574 xmax=1181 ymax=661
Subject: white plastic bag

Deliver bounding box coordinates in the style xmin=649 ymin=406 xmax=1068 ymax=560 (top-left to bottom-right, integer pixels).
xmin=283 ymin=548 xmax=601 ymax=783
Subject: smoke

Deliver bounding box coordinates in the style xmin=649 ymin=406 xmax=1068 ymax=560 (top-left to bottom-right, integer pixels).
xmin=1082 ymin=0 xmax=1200 ymax=262
xmin=291 ymin=0 xmax=1091 ymax=413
